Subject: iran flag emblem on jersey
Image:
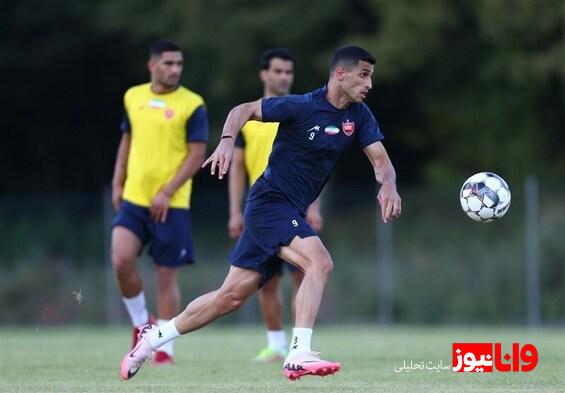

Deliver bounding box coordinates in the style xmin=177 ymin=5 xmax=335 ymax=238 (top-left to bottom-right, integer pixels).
xmin=342 ymin=120 xmax=355 ymax=136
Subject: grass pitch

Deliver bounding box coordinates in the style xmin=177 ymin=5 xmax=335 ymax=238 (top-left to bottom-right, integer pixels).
xmin=1 ymin=325 xmax=564 ymax=392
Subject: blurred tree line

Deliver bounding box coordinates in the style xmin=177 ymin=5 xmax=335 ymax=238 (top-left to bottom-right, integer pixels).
xmin=2 ymin=0 xmax=564 ymax=192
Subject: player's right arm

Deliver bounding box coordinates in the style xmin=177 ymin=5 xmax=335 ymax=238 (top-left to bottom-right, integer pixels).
xmin=227 ymin=146 xmax=246 ymax=239
xmin=203 ymin=94 xmax=303 ymax=179
xmin=111 ymin=133 xmax=131 ymax=212
xmin=202 ymin=99 xmax=262 ymax=179
xmin=306 ymin=197 xmax=323 ymax=232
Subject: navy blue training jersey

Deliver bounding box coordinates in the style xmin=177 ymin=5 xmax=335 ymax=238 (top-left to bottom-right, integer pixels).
xmin=259 ymin=86 xmax=384 ymax=213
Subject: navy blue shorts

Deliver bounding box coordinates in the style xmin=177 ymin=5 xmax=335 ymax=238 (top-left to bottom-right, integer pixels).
xmin=230 ymin=179 xmax=316 ymax=287
xmin=111 ymin=200 xmax=195 ymax=267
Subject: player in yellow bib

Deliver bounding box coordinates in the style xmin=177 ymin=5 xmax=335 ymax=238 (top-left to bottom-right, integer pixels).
xmin=228 ymin=49 xmax=323 ymax=362
xmin=111 ymin=39 xmax=208 ymax=365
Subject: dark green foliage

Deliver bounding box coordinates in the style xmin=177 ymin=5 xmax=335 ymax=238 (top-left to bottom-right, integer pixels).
xmin=2 ymin=0 xmax=564 ymax=191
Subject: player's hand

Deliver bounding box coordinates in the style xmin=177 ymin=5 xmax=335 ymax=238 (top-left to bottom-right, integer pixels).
xmin=377 ymin=182 xmax=401 ymax=223
xmin=150 ymin=190 xmax=172 ymax=223
xmin=112 ymin=184 xmax=124 ymax=212
xmin=306 ymin=206 xmax=324 ymax=232
xmin=202 ymin=137 xmax=235 ymax=180
xmin=228 ymin=211 xmax=244 ymax=239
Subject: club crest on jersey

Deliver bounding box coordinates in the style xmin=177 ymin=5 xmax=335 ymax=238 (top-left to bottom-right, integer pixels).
xmin=324 ymin=125 xmax=340 ymax=135
xmin=342 ymin=120 xmax=355 ymax=136
xmin=164 ymin=109 xmax=175 ymax=119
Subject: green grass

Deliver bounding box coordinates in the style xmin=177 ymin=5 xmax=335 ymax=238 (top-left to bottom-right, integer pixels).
xmin=1 ymin=325 xmax=564 ymax=392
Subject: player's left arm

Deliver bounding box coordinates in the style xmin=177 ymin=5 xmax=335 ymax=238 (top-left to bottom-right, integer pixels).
xmin=150 ymin=106 xmax=209 ymax=222
xmin=363 ymin=141 xmax=402 ymax=223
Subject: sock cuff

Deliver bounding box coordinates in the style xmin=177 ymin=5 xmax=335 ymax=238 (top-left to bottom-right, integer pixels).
xmin=122 ymin=291 xmax=145 ymax=303
xmin=122 ymin=291 xmax=148 ymax=327
xmin=170 ymin=318 xmax=181 ymax=336
xmin=149 ymin=318 xmax=180 ymax=350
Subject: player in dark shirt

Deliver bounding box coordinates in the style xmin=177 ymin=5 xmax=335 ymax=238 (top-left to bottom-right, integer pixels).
xmin=120 ymin=45 xmax=401 ymax=382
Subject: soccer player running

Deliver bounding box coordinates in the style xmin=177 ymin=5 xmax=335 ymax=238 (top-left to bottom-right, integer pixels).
xmin=228 ymin=48 xmax=323 ymax=363
xmin=112 ymin=39 xmax=208 ymax=365
xmin=120 ymin=45 xmax=401 ymax=381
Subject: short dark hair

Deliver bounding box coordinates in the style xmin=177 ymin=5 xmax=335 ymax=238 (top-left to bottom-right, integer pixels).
xmin=259 ymin=48 xmax=294 ymax=70
xmin=150 ymin=39 xmax=181 ymax=57
xmin=329 ymin=45 xmax=375 ymax=72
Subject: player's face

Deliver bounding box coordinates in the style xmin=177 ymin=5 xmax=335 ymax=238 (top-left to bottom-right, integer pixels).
xmin=150 ymin=51 xmax=183 ymax=90
xmin=340 ymin=61 xmax=373 ymax=103
xmin=261 ymin=58 xmax=294 ymax=96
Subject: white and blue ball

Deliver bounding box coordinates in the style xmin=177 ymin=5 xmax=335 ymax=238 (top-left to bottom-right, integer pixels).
xmin=460 ymin=172 xmax=511 ymax=222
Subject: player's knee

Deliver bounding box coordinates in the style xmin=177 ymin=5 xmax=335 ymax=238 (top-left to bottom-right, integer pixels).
xmin=310 ymin=254 xmax=333 ymax=278
xmin=230 ymin=296 xmax=245 ymax=311
xmin=215 ymin=290 xmax=246 ymax=313
xmin=111 ymin=251 xmax=135 ymax=276
xmin=320 ymin=255 xmax=334 ymax=276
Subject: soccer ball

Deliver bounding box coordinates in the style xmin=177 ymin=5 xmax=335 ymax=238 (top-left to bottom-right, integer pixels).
xmin=460 ymin=172 xmax=511 ymax=222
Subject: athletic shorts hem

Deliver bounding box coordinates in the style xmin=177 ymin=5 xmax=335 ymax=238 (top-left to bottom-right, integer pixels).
xmin=111 ymin=222 xmax=148 ymax=246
